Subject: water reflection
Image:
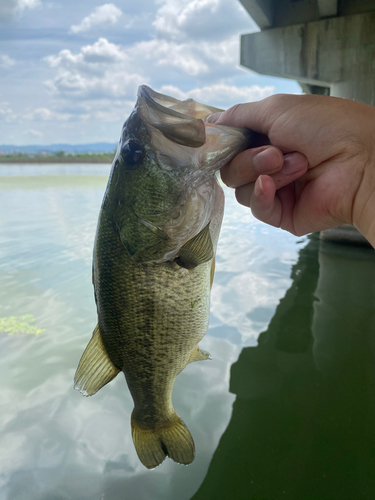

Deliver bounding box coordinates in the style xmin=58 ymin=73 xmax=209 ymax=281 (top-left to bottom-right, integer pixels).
xmin=3 ymin=165 xmax=374 ymax=500
xmin=192 ymin=238 xmax=375 ymax=500
xmin=0 ymin=166 xmax=257 ymax=499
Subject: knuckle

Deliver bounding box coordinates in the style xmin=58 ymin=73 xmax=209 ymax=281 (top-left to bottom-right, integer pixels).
xmin=221 ymin=103 xmax=243 ymax=123
xmin=264 ymin=93 xmax=289 ymax=108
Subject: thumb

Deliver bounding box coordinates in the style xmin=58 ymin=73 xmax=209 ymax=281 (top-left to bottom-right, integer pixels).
xmin=213 ymin=95 xmax=300 ymax=139
xmin=214 ymin=101 xmax=269 ymax=134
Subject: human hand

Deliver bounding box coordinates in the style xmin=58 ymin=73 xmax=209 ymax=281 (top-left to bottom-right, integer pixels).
xmin=215 ymin=95 xmax=375 ymax=246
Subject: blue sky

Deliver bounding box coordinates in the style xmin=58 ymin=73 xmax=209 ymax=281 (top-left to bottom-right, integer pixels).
xmin=0 ymin=0 xmax=301 ymax=145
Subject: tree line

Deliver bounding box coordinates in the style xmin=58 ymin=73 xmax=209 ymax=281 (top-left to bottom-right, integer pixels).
xmin=0 ymin=151 xmax=115 ymax=164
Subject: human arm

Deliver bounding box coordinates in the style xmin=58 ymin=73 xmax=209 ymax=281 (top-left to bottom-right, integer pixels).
xmin=214 ymin=94 xmax=375 ymax=247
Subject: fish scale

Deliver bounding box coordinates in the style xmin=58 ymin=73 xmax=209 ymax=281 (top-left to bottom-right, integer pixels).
xmin=74 ymin=85 xmax=252 ymax=469
xmin=96 ymin=208 xmax=211 ymax=427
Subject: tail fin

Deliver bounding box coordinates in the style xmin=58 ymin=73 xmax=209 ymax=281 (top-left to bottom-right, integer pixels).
xmin=131 ymin=413 xmax=195 ymax=469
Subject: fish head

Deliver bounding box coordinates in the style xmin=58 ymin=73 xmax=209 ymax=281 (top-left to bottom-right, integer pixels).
xmin=103 ymin=85 xmax=253 ymax=264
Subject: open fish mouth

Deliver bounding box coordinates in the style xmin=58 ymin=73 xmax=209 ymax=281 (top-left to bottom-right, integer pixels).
xmin=137 ymin=85 xmax=254 ymax=181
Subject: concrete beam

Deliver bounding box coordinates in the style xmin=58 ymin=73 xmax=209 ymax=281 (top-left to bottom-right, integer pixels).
xmin=273 ymin=0 xmax=320 ymax=28
xmin=241 ymin=12 xmax=375 ymax=105
xmin=239 ymin=0 xmax=375 ymax=30
xmin=318 ymin=0 xmax=338 ymax=17
xmin=339 ymin=0 xmax=375 ymax=17
xmin=238 ymin=0 xmax=273 ymax=29
xmin=241 ymin=18 xmax=343 ymax=86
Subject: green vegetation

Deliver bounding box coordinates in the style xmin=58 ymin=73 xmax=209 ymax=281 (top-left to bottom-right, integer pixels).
xmin=0 ymin=151 xmax=115 ymax=164
xmin=0 ymin=314 xmax=44 ymax=336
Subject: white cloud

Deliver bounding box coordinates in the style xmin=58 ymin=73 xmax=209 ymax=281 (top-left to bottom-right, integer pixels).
xmin=23 ymin=108 xmax=71 ymax=121
xmin=0 ymin=0 xmax=41 ymax=22
xmin=45 ymin=38 xmax=128 ymax=69
xmin=0 ymin=0 xmax=299 ymax=146
xmin=200 ymin=36 xmax=239 ymax=65
xmin=23 ymin=129 xmax=43 ymax=137
xmin=44 ymin=37 xmax=212 ymax=99
xmin=42 ymin=29 xmax=273 ymax=119
xmin=0 ymin=99 xmax=134 ymax=126
xmin=46 ymin=37 xmax=209 ymax=78
xmin=153 ymin=0 xmax=257 ymax=41
xmin=0 ymin=101 xmax=18 ymax=122
xmin=0 ymin=105 xmax=73 ymax=124
xmin=154 ymin=0 xmax=218 ymax=39
xmin=17 ymin=0 xmax=41 ymax=11
xmin=70 ymin=4 xmax=122 ymax=34
xmin=133 ymin=39 xmax=209 ymax=75
xmin=159 ymin=83 xmax=274 ymax=106
xmin=76 ymin=99 xmax=135 ymax=122
xmin=43 ymin=32 xmax=249 ymax=103
xmin=0 ymin=55 xmax=16 ymax=67
xmin=44 ymin=39 xmax=145 ymax=100
xmin=45 ymin=69 xmax=145 ymax=100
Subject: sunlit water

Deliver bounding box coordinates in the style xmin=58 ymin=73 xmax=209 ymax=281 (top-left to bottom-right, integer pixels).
xmin=1 ymin=165 xmax=375 ymax=500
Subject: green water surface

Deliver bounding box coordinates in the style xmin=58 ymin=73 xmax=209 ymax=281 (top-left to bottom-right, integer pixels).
xmin=1 ymin=165 xmax=375 ymax=500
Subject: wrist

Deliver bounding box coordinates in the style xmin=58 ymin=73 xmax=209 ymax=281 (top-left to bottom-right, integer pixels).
xmin=353 ymin=156 xmax=375 ymax=248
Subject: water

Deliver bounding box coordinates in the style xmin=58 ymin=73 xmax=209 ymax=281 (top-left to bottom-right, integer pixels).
xmin=1 ymin=164 xmax=375 ymax=500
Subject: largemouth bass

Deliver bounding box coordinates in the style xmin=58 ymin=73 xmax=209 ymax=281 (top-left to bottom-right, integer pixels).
xmin=74 ymin=85 xmax=251 ymax=469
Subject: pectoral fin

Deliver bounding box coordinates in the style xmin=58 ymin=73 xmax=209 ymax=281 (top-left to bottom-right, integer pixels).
xmin=74 ymin=325 xmax=120 ymax=396
xmin=175 ymin=223 xmax=214 ymax=270
xmin=188 ymin=345 xmax=212 ymax=363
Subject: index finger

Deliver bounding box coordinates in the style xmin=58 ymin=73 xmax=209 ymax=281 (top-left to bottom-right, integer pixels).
xmin=214 ymin=94 xmax=327 ymax=161
xmin=214 ymin=95 xmax=288 ymax=135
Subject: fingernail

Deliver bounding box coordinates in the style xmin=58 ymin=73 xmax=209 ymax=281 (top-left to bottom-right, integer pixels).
xmin=253 ymin=147 xmax=281 ymax=174
xmin=254 ymin=175 xmax=264 ymax=197
xmin=205 ymin=112 xmax=222 ymax=124
xmin=282 ymin=152 xmax=307 ymax=175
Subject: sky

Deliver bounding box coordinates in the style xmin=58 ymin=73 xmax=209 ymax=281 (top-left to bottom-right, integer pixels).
xmin=0 ymin=0 xmax=301 ymax=145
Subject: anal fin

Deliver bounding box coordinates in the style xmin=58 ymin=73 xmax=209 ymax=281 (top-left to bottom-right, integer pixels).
xmin=74 ymin=324 xmax=120 ymax=396
xmin=210 ymin=256 xmax=215 ymax=289
xmin=188 ymin=345 xmax=212 ymax=363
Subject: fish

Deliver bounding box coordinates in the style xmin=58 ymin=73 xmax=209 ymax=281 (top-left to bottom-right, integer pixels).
xmin=74 ymin=85 xmax=252 ymax=469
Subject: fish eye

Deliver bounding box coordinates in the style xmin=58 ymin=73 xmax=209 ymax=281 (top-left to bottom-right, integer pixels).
xmin=120 ymin=139 xmax=143 ymax=169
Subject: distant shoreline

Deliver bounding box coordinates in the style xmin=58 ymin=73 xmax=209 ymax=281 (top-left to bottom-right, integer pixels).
xmin=0 ymin=155 xmax=114 ymax=164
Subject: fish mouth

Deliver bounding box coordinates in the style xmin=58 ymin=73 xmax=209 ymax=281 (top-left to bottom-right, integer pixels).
xmin=138 ymin=85 xmax=223 ymax=121
xmin=136 ymin=85 xmax=254 ymax=182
